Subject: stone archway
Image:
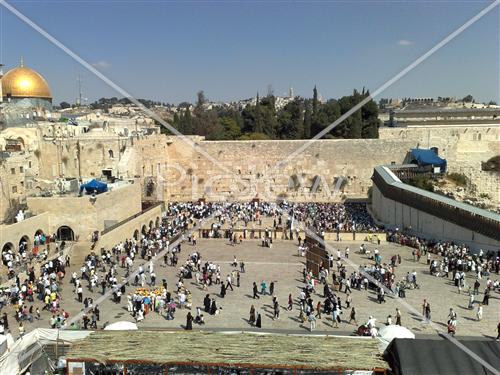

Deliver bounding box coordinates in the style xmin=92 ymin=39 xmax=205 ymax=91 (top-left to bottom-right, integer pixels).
xmin=1 ymin=242 xmax=15 ymax=266
xmin=19 ymin=235 xmax=31 ymax=253
xmin=141 ymin=225 xmax=148 ymax=235
xmin=2 ymin=242 xmax=14 ymax=254
xmin=149 ymin=220 xmax=154 ymax=229
xmin=155 ymin=217 xmax=160 ymax=228
xmin=57 ymin=226 xmax=75 ymax=241
xmin=133 ymin=229 xmax=139 ymax=241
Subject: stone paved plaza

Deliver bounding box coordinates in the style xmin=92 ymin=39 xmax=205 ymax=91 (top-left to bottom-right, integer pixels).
xmin=6 ymin=238 xmax=499 ymax=339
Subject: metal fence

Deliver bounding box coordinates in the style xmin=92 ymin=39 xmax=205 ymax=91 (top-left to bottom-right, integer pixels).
xmin=373 ymin=167 xmax=500 ymax=240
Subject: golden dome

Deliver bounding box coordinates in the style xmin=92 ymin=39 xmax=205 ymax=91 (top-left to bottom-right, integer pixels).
xmin=2 ymin=65 xmax=52 ymax=99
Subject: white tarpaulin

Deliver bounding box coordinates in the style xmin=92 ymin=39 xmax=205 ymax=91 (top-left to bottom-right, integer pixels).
xmin=0 ymin=328 xmax=92 ymax=375
xmin=377 ymin=325 xmax=415 ymax=351
xmin=103 ymin=321 xmax=138 ymax=331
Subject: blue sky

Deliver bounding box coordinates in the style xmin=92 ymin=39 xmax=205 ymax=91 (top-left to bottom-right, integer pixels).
xmin=0 ymin=0 xmax=498 ymax=104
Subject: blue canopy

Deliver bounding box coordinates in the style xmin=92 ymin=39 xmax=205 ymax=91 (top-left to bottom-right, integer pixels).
xmin=79 ymin=179 xmax=108 ymax=195
xmin=410 ymin=148 xmax=447 ymax=172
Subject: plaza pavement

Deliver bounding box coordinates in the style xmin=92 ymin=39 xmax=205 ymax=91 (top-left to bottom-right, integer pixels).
xmin=5 ymin=238 xmax=499 ymax=339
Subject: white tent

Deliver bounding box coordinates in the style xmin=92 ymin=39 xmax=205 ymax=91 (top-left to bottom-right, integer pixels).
xmin=377 ymin=325 xmax=415 ymax=351
xmin=0 ymin=328 xmax=92 ymax=375
xmin=103 ymin=321 xmax=138 ymax=331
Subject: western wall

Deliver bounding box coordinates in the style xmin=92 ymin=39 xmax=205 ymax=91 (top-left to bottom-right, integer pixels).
xmin=1 ymin=124 xmax=498 ymax=223
xmin=160 ymin=124 xmax=499 ymax=203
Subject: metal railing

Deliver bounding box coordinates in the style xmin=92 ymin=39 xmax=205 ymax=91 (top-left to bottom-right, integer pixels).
xmin=100 ymin=202 xmax=163 ymax=235
xmin=372 ymin=167 xmax=500 ymax=240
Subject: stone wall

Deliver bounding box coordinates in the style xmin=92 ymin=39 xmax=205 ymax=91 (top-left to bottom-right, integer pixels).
xmin=371 ymin=184 xmax=499 ymax=252
xmin=97 ymin=204 xmax=162 ymax=251
xmin=163 ymin=137 xmax=416 ymax=202
xmin=26 ymin=124 xmax=500 ymax=204
xmin=26 ymin=183 xmax=142 ymax=241
xmin=0 ymin=212 xmax=49 ymax=252
xmin=379 ymin=125 xmax=500 ymax=204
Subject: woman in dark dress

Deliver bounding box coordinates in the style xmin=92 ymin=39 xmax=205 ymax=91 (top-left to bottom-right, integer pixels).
xmin=256 ymin=312 xmax=262 ymax=328
xmin=210 ymin=299 xmax=217 ymax=315
xmin=220 ymin=283 xmax=226 ymax=298
xmin=204 ymin=294 xmax=211 ymax=312
xmin=249 ymin=305 xmax=256 ymax=325
xmin=185 ymin=312 xmax=193 ymax=330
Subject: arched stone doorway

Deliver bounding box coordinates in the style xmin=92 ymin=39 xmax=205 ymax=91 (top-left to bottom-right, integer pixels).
xmin=57 ymin=226 xmax=75 ymax=241
xmin=155 ymin=217 xmax=160 ymax=228
xmin=133 ymin=229 xmax=139 ymax=241
xmin=19 ymin=235 xmax=30 ymax=253
xmin=149 ymin=220 xmax=154 ymax=229
xmin=141 ymin=225 xmax=147 ymax=235
xmin=1 ymin=242 xmax=15 ymax=266
xmin=2 ymin=242 xmax=15 ymax=254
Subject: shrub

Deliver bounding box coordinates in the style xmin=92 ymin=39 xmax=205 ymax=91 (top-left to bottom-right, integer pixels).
xmin=447 ymin=172 xmax=468 ymax=187
xmin=407 ymin=174 xmax=434 ymax=192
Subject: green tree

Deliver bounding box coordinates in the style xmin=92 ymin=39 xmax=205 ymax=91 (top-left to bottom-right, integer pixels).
xmin=303 ymin=101 xmax=312 ymax=139
xmin=219 ymin=117 xmax=242 ymax=140
xmin=239 ymin=132 xmax=269 ymax=140
xmin=462 ymin=94 xmax=474 ymax=103
xmin=278 ymin=99 xmax=304 ymax=139
xmin=182 ymin=108 xmax=194 ymax=134
xmin=361 ymin=94 xmax=380 ymax=138
xmin=260 ymin=95 xmax=278 ymax=138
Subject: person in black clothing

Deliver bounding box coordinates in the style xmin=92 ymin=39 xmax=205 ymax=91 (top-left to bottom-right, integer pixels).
xmin=204 ymin=294 xmax=211 ymax=312
xmin=82 ymin=314 xmax=89 ymax=330
xmin=220 ymin=283 xmax=226 ymax=298
xmin=256 ymin=313 xmax=262 ymax=328
xmin=210 ymin=299 xmax=217 ymax=315
xmin=253 ymin=282 xmax=260 ymax=299
xmin=482 ymin=288 xmax=490 ymax=305
xmin=2 ymin=313 xmax=8 ymax=330
xmin=94 ymin=305 xmax=100 ymax=321
xmin=185 ymin=312 xmax=193 ymax=330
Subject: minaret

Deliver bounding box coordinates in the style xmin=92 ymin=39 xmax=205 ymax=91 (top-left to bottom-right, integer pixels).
xmin=76 ymin=74 xmax=82 ymax=106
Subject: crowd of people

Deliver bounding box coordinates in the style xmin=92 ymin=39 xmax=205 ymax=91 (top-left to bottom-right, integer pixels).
xmin=0 ymin=200 xmax=497 ymax=343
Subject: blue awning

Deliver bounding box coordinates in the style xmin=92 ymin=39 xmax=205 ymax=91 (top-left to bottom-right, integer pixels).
xmin=79 ymin=179 xmax=108 ymax=195
xmin=410 ymin=148 xmax=447 ymax=172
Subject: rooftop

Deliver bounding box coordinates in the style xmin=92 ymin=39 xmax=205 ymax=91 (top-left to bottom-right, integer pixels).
xmin=66 ymin=330 xmax=388 ymax=371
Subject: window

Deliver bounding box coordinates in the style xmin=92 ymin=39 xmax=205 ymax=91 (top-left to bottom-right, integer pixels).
xmin=10 ymin=168 xmax=15 ymax=175
xmin=108 ymin=149 xmax=114 ymax=158
xmin=28 ymin=161 xmax=32 ymax=168
xmin=11 ymin=186 xmax=17 ymax=193
xmin=19 ymin=166 xmax=24 ymax=173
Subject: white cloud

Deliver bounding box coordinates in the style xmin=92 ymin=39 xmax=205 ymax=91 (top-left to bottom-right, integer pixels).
xmin=397 ymin=39 xmax=413 ymax=46
xmin=92 ymin=61 xmax=111 ymax=69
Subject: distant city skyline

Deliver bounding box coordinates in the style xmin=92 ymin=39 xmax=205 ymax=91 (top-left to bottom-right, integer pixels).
xmin=0 ymin=1 xmax=498 ymax=105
